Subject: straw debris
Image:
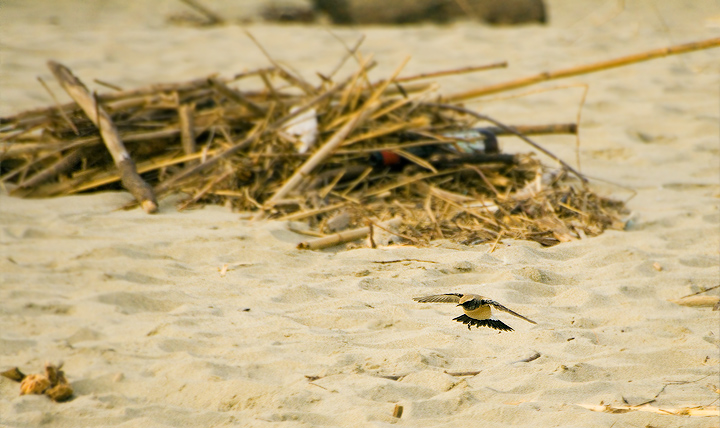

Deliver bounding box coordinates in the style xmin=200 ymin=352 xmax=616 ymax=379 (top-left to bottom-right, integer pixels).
xmin=12 ymin=37 xmax=716 ymax=248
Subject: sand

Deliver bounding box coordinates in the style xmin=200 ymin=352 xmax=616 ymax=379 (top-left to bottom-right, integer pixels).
xmin=1 ymin=0 xmax=719 ymax=427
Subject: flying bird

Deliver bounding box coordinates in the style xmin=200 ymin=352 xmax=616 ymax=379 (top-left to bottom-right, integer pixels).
xmin=413 ymin=293 xmax=536 ymax=331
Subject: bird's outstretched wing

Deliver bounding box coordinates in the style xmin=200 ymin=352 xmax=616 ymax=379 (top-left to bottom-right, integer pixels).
xmin=481 ymin=299 xmax=537 ymax=324
xmin=413 ymin=293 xmax=464 ymax=303
xmin=452 ymin=314 xmax=513 ymax=331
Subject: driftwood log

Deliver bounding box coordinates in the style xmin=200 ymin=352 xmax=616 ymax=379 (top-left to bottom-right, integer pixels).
xmin=47 ymin=61 xmax=158 ymax=213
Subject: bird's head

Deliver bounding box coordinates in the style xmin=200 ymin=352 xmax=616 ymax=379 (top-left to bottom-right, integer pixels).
xmin=457 ymin=296 xmax=481 ymax=310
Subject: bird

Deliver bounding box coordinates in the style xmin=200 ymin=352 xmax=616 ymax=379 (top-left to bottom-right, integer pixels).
xmin=413 ymin=293 xmax=536 ymax=332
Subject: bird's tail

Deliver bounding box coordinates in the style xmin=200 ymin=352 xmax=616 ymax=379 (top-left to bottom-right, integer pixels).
xmin=453 ymin=314 xmax=513 ymax=331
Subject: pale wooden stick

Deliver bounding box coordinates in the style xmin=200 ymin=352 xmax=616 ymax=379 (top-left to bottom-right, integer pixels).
xmin=576 ymin=403 xmax=719 ymax=417
xmin=297 ymin=218 xmax=402 ymax=250
xmin=395 ymin=62 xmax=507 ymax=83
xmin=47 ymin=60 xmax=158 ymax=213
xmin=448 ymin=37 xmax=720 ymax=101
xmin=670 ymin=295 xmax=720 ymax=308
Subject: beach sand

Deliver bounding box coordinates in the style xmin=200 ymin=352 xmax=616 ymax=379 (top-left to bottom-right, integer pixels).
xmin=1 ymin=1 xmax=719 ymax=426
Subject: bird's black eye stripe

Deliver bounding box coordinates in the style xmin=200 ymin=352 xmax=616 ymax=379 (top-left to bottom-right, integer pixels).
xmin=460 ymin=302 xmax=477 ymax=311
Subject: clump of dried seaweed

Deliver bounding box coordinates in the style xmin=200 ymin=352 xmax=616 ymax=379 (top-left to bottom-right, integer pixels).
xmin=1 ymin=363 xmax=73 ymax=402
xmin=2 ymin=36 xmax=717 ymax=248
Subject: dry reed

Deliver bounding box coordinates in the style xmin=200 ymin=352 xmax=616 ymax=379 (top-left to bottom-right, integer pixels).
xmin=5 ymin=36 xmax=714 ymax=248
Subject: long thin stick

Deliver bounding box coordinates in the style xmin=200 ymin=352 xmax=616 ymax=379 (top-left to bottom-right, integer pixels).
xmin=448 ymin=37 xmax=720 ymax=101
xmin=47 ymin=60 xmax=158 ymax=213
xmin=16 ymin=148 xmax=84 ymax=190
xmin=244 ymin=30 xmax=316 ymax=95
xmin=395 ymin=62 xmax=507 ymax=83
xmin=177 ymin=0 xmax=225 ymax=25
xmin=37 ymin=76 xmax=79 ymax=135
xmin=325 ymin=34 xmax=366 ymax=80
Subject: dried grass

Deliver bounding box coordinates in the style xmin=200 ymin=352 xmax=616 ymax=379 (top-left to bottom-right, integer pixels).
xmin=2 ymin=35 xmax=681 ymax=248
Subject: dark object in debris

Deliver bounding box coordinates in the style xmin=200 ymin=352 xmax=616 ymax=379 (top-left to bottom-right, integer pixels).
xmin=311 ymin=0 xmax=547 ymax=25
xmin=7 ymin=36 xmax=688 ymax=247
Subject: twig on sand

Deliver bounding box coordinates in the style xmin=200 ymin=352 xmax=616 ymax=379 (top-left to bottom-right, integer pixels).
xmin=445 ymin=370 xmax=482 ymax=377
xmin=510 ymin=351 xmax=541 ymax=364
xmin=576 ymin=403 xmax=719 ymax=417
xmin=678 ymin=284 xmax=720 ymax=299
xmin=670 ymin=295 xmax=720 ymax=308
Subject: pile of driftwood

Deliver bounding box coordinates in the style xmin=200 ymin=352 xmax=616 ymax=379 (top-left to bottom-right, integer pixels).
xmin=1 ymin=36 xmax=718 ymax=248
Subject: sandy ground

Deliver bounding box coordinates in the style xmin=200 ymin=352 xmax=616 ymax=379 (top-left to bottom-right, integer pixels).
xmin=1 ymin=1 xmax=720 ymax=427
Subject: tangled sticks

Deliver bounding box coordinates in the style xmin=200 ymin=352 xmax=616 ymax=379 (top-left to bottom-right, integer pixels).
xmin=2 ymin=37 xmax=718 ymax=248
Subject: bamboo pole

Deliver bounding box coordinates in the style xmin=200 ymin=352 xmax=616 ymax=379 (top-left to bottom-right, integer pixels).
xmin=297 ymin=217 xmax=402 ymax=250
xmin=395 ymin=61 xmax=507 ymax=83
xmin=47 ymin=60 xmax=158 ymax=213
xmin=448 ymin=37 xmax=720 ymax=101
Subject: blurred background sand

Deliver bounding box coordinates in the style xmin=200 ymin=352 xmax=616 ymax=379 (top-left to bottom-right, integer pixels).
xmin=1 ymin=1 xmax=719 ymax=427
